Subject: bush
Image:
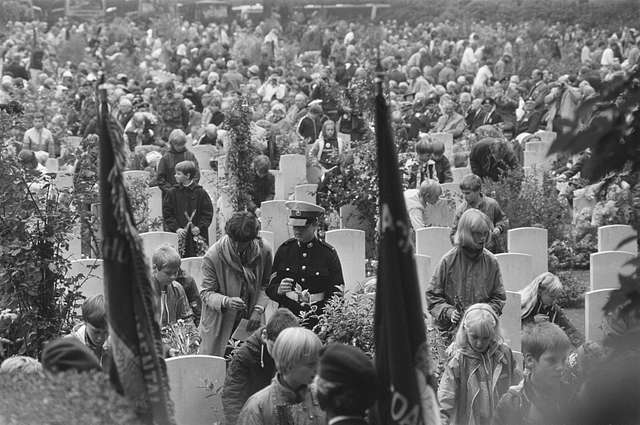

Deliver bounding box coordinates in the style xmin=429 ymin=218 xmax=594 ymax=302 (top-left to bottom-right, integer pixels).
xmin=0 ymin=370 xmax=145 ymax=425
xmin=483 ymin=171 xmax=571 ymax=246
xmin=556 ymin=270 xmax=588 ymax=309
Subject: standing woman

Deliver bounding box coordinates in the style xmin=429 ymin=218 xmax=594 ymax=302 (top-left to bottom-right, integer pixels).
xmin=519 ymin=272 xmax=584 ymax=347
xmin=199 ymin=212 xmax=272 ymax=356
xmin=426 ymin=208 xmax=506 ymax=333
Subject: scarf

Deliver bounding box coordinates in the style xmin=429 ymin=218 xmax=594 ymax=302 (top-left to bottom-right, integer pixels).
xmin=218 ymin=235 xmax=261 ymax=314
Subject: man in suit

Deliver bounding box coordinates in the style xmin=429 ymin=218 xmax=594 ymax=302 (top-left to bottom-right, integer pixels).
xmin=315 ymin=343 xmax=378 ymax=424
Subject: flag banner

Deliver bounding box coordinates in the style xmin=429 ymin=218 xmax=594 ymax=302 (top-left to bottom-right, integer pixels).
xmin=97 ymin=79 xmax=176 ymax=425
xmin=373 ymin=75 xmax=440 ymax=425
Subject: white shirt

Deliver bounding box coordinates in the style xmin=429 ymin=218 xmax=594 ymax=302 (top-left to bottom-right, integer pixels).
xmin=601 ymin=47 xmax=615 ymax=66
xmin=581 ymin=45 xmax=592 ymax=64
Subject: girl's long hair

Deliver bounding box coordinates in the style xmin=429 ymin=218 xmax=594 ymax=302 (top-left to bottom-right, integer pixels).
xmin=519 ymin=272 xmax=563 ymax=319
xmin=453 ymin=303 xmax=502 ymax=350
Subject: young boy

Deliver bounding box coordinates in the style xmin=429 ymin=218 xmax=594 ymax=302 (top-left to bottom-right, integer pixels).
xmin=151 ymin=245 xmax=200 ymax=352
xmin=222 ymin=308 xmax=300 ymax=425
xmin=156 ymin=129 xmax=201 ymax=193
xmin=237 ymin=327 xmax=325 ymax=425
xmin=69 ymin=294 xmax=109 ymax=364
xmin=162 ymin=160 xmax=213 ymax=257
xmin=248 ymin=154 xmax=275 ymax=213
xmin=406 ymin=139 xmax=453 ymax=188
xmin=493 ymin=322 xmax=573 ymax=425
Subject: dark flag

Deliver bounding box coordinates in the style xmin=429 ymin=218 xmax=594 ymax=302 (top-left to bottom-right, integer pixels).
xmin=97 ymin=78 xmax=176 ymax=425
xmin=373 ymin=72 xmax=440 ymax=425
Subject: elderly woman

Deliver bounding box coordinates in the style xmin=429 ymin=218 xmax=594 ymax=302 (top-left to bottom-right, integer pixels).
xmin=199 ymin=212 xmax=272 ymax=356
xmin=520 ymin=272 xmax=584 ymax=346
xmin=426 ymin=208 xmax=506 ymax=332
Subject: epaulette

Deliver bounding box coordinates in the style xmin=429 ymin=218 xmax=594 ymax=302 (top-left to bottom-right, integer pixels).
xmin=317 ymin=238 xmax=337 ymax=252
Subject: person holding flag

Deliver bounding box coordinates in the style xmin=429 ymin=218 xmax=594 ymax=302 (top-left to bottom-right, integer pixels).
xmin=372 ymin=63 xmax=440 ymax=425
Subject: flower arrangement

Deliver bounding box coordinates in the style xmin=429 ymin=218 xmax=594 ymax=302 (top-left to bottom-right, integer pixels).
xmin=161 ymin=319 xmax=200 ymax=357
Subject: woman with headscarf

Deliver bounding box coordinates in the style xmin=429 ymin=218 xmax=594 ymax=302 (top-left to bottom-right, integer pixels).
xmin=199 ymin=212 xmax=272 ymax=356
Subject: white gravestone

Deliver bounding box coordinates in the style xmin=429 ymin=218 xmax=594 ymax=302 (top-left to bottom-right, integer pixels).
xmin=69 ymin=259 xmax=104 ymax=301
xmin=415 ymin=227 xmax=453 ymax=268
xmin=53 ymin=173 xmax=74 ymax=191
xmin=589 ymin=251 xmax=636 ymax=291
xmin=140 ymin=231 xmax=179 ymax=263
xmin=503 ymin=291 xmax=522 ymax=352
xmin=258 ymin=230 xmax=275 ymax=253
xmin=66 ymin=224 xmax=83 ymax=260
xmin=191 ymin=145 xmax=218 ymax=171
xmin=200 ymin=170 xmax=218 ymax=244
xmin=429 ymin=132 xmax=454 ymax=163
xmin=508 ymin=227 xmax=548 ymax=278
xmin=427 ymin=199 xmax=457 ymax=227
xmin=597 ymin=224 xmax=637 ymax=254
xmin=414 ymin=254 xmax=432 ymax=316
xmin=496 ymin=253 xmax=534 ymax=292
xmin=181 ymin=257 xmax=204 ymax=292
xmin=325 ymin=229 xmax=366 ymax=294
xmin=147 ymin=187 xmax=163 ymax=229
xmin=451 ymin=167 xmax=471 ymax=184
xmin=441 ymin=182 xmax=461 ymax=194
xmin=294 ymin=184 xmax=318 ymax=204
xmin=259 ymin=200 xmax=291 ymax=250
xmin=277 ymin=154 xmax=307 ymax=201
xmin=585 ymin=288 xmax=615 ymax=342
xmin=46 ymin=158 xmax=59 ymax=172
xmin=165 ymin=355 xmax=226 ymax=425
xmin=122 ymin=170 xmax=150 ymax=187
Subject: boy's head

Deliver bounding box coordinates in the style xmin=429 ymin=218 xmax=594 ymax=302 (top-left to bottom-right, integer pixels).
xmin=272 ymin=327 xmax=322 ymax=389
xmin=152 ymin=244 xmax=181 ymax=287
xmin=0 ymin=355 xmax=43 ymax=375
xmin=261 ymin=308 xmax=300 ymax=354
xmin=523 ymin=322 xmax=571 ymax=389
xmin=252 ymin=155 xmax=271 ymax=177
xmin=168 ymin=129 xmax=187 ymax=152
xmin=175 ymin=160 xmax=197 ymax=185
xmin=460 ymin=174 xmax=482 ymax=205
xmin=82 ymin=294 xmax=108 ymax=346
xmin=415 ymin=139 xmax=433 ymax=163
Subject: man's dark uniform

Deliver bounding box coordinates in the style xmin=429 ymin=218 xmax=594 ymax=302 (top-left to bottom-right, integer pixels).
xmin=266 ymin=201 xmax=344 ymax=323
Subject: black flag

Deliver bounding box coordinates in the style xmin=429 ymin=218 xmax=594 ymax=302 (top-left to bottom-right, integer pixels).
xmin=373 ymin=72 xmax=440 ymax=425
xmin=97 ymin=77 xmax=176 ymax=424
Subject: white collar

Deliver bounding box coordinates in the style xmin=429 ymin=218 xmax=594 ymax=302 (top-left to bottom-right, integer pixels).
xmin=328 ymin=416 xmax=363 ymax=424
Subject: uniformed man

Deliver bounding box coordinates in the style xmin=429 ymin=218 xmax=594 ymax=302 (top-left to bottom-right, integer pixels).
xmin=266 ymin=201 xmax=344 ymax=326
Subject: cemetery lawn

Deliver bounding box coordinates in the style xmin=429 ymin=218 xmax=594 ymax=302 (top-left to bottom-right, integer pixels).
xmin=563 ymin=269 xmax=589 ymax=336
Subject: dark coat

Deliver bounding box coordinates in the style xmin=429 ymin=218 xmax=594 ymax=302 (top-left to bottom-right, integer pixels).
xmin=162 ymin=182 xmax=213 ymax=243
xmin=156 ymin=147 xmax=201 ymax=193
xmin=469 ymin=138 xmax=519 ymax=182
xmin=222 ymin=329 xmax=276 ymax=425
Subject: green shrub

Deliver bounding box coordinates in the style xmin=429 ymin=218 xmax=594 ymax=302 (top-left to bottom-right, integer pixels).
xmin=556 ymin=270 xmax=588 ymax=309
xmin=483 ymin=171 xmax=571 ymax=246
xmin=0 ymin=371 xmax=145 ymax=425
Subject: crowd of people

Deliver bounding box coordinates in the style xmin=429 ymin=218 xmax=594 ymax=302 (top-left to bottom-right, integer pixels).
xmin=1 ymin=9 xmax=640 ymax=425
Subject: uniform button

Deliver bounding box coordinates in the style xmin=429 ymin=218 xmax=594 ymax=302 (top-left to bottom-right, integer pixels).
xmin=301 ymin=278 xmax=306 ymax=282
xmin=302 ymin=253 xmax=308 ymax=258
xmin=301 ymin=265 xmax=306 ymax=270
xmin=315 ymin=272 xmax=320 ymax=275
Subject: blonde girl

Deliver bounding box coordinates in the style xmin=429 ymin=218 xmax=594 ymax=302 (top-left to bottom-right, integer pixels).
xmin=438 ymin=303 xmax=521 ymax=425
xmin=519 ymin=272 xmax=584 ymax=346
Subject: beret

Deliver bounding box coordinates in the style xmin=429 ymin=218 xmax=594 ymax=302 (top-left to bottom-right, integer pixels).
xmin=42 ymin=337 xmax=102 ymax=373
xmin=318 ymin=343 xmax=377 ymax=389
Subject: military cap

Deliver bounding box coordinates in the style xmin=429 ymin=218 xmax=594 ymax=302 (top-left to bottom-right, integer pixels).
xmin=285 ymin=201 xmax=325 ymax=226
xmin=318 ymin=343 xmax=377 ymax=389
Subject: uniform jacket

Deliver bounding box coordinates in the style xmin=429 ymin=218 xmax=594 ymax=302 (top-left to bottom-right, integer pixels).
xmin=222 ymin=328 xmax=276 ymax=425
xmin=438 ymin=342 xmax=520 ymax=425
xmin=266 ymin=237 xmax=344 ymax=319
xmin=156 ymin=147 xmax=201 ymax=193
xmin=426 ymin=246 xmax=506 ymax=330
xmin=162 ymin=182 xmax=213 ymax=243
xmin=199 ymin=236 xmax=272 ymax=356
xmin=237 ymin=376 xmax=325 ymax=425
